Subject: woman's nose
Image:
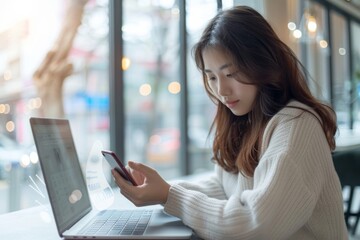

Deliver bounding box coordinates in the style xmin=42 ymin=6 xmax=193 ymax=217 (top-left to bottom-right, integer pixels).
xmin=217 ymin=78 xmax=231 ymax=97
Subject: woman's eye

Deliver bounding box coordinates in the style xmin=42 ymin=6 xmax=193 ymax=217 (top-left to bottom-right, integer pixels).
xmin=226 ymin=71 xmax=239 ymax=78
xmin=207 ymin=76 xmax=216 ymax=81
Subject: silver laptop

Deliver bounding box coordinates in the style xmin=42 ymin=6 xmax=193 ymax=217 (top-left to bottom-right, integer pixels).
xmin=29 ymin=117 xmax=193 ymax=239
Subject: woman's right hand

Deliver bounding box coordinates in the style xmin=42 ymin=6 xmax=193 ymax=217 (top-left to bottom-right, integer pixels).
xmin=126 ymin=164 xmax=145 ymax=185
xmin=112 ymin=161 xmax=171 ymax=206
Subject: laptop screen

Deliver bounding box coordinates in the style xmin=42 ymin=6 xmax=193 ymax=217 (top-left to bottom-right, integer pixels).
xmin=30 ymin=117 xmax=92 ymax=235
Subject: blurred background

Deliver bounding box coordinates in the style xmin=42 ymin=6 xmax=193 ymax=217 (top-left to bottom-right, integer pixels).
xmin=0 ymin=0 xmax=359 ymax=222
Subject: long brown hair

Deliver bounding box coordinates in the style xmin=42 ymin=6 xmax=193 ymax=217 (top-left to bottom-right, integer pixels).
xmin=193 ymin=6 xmax=337 ymax=177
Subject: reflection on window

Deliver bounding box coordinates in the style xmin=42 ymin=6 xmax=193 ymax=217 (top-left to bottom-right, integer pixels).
xmin=351 ymin=22 xmax=360 ymax=129
xmin=286 ymin=0 xmax=331 ymax=102
xmin=331 ymin=11 xmax=350 ymax=129
xmin=123 ymin=1 xmax=182 ymax=179
xmin=0 ymin=0 xmax=109 ymax=214
xmin=187 ymin=1 xmax=218 ymax=174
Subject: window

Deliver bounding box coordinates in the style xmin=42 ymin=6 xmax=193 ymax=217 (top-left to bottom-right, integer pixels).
xmin=300 ymin=1 xmax=331 ymax=102
xmin=186 ymin=1 xmax=218 ymax=174
xmin=351 ymin=21 xmax=360 ymax=129
xmin=122 ymin=1 xmax=182 ymax=179
xmin=1 ymin=0 xmax=359 ymax=215
xmin=286 ymin=0 xmax=360 ymax=142
xmin=0 ymin=0 xmax=109 ymax=214
xmin=331 ymin=11 xmax=351 ymax=129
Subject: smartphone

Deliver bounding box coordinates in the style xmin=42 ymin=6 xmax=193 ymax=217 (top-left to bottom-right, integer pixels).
xmin=101 ymin=150 xmax=138 ymax=186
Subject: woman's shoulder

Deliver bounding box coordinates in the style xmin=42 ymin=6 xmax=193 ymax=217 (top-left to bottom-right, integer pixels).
xmin=277 ymin=100 xmax=314 ymax=116
xmin=263 ymin=100 xmax=322 ymax=142
xmin=267 ymin=100 xmax=316 ymax=125
xmin=261 ymin=100 xmax=326 ymax=156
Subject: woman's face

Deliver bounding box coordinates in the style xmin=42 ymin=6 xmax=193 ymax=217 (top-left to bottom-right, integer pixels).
xmin=202 ymin=47 xmax=258 ymax=116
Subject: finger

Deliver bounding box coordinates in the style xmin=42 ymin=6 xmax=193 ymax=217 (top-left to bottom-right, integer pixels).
xmin=112 ymin=169 xmax=142 ymax=204
xmin=118 ymin=187 xmax=135 ymax=203
xmin=120 ymin=191 xmax=144 ymax=207
xmin=125 ymin=165 xmax=132 ymax=173
xmin=119 ymin=189 xmax=147 ymax=207
xmin=128 ymin=161 xmax=154 ymax=175
xmin=112 ymin=169 xmax=133 ymax=190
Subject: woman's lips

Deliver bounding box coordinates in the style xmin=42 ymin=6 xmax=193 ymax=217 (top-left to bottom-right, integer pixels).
xmin=225 ymin=100 xmax=239 ymax=108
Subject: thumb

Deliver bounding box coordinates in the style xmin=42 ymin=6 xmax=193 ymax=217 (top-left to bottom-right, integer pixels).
xmin=128 ymin=161 xmax=153 ymax=175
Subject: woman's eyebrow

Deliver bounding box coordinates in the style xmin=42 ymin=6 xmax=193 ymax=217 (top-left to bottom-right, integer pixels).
xmin=204 ymin=63 xmax=233 ymax=73
xmin=219 ymin=63 xmax=233 ymax=70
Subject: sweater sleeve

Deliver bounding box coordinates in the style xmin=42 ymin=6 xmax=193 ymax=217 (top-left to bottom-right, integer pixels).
xmin=163 ymin=111 xmax=329 ymax=240
xmin=174 ymin=164 xmax=227 ymax=200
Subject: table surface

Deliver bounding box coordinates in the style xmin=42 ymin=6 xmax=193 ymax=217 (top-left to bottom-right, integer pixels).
xmin=0 ymin=172 xmax=212 ymax=240
xmin=0 ymin=204 xmax=60 ymax=240
xmin=0 ymin=191 xmax=143 ymax=240
xmin=336 ymin=128 xmax=360 ymax=151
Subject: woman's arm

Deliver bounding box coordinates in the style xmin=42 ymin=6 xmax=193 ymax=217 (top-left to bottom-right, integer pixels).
xmin=163 ymin=112 xmax=332 ymax=239
xmin=164 ymin=155 xmax=317 ymax=239
xmin=172 ymin=164 xmax=227 ymax=200
xmin=113 ymin=110 xmax=342 ymax=239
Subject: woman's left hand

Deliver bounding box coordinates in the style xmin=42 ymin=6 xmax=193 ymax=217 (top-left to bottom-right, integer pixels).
xmin=112 ymin=161 xmax=171 ymax=207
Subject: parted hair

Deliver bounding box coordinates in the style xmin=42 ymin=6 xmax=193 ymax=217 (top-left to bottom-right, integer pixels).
xmin=193 ymin=6 xmax=337 ymax=177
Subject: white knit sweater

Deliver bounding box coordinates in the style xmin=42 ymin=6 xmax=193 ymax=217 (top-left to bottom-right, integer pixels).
xmin=163 ymin=101 xmax=348 ymax=240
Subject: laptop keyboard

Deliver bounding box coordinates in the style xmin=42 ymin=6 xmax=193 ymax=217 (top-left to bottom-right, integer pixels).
xmin=79 ymin=209 xmax=153 ymax=236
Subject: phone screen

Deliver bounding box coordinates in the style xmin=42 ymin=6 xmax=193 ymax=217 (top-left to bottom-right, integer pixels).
xmin=101 ymin=150 xmax=137 ymax=186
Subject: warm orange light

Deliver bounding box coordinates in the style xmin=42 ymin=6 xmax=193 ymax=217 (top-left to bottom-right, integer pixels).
xmin=0 ymin=104 xmax=5 ymax=113
xmin=168 ymin=82 xmax=181 ymax=94
xmin=4 ymin=104 xmax=10 ymax=114
xmin=6 ymin=121 xmax=15 ymax=132
xmin=30 ymin=152 xmax=39 ymax=164
xmin=20 ymin=154 xmax=30 ymax=168
xmin=307 ymin=16 xmax=317 ymax=33
xmin=319 ymin=40 xmax=328 ymax=48
xmin=139 ymin=84 xmax=151 ymax=96
xmin=122 ymin=57 xmax=131 ymax=70
xmin=28 ymin=97 xmax=42 ymax=110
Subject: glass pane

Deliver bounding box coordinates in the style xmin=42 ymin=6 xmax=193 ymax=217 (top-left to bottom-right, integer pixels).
xmin=123 ymin=1 xmax=181 ymax=179
xmin=286 ymin=0 xmax=331 ymax=102
xmin=186 ymin=1 xmax=218 ymax=174
xmin=352 ymin=21 xmax=360 ymax=129
xmin=302 ymin=2 xmax=330 ymax=102
xmin=331 ymin=11 xmax=351 ymax=129
xmin=0 ymin=0 xmax=109 ymax=213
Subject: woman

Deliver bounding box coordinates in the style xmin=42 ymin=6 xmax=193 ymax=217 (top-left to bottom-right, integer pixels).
xmin=112 ymin=6 xmax=348 ymax=239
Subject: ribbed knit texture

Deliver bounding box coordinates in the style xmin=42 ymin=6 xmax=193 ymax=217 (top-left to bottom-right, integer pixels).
xmin=164 ymin=101 xmax=348 ymax=240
